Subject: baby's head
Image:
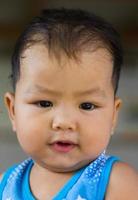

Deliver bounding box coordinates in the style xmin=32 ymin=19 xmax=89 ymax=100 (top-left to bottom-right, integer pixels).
xmin=11 ymin=8 xmax=123 ymax=94
xmin=5 ymin=8 xmax=123 ymax=172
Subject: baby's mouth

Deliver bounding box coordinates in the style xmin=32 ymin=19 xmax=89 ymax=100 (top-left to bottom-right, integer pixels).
xmin=50 ymin=140 xmax=76 ymax=153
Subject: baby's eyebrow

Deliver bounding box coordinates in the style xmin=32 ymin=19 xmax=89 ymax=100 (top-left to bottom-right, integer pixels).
xmin=74 ymin=88 xmax=107 ymax=98
xmin=24 ymin=84 xmax=62 ymax=96
xmin=25 ymin=84 xmax=107 ymax=98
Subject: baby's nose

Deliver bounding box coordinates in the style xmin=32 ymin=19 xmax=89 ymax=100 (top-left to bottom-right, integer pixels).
xmin=51 ymin=110 xmax=77 ymax=131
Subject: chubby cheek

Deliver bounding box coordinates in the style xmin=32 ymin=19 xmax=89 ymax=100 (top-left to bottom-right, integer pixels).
xmin=80 ymin=118 xmax=112 ymax=158
xmin=82 ymin=132 xmax=110 ymax=158
xmin=15 ymin=115 xmax=47 ymax=155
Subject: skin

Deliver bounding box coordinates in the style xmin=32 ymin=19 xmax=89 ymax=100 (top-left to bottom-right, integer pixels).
xmin=4 ymin=44 xmax=138 ymax=199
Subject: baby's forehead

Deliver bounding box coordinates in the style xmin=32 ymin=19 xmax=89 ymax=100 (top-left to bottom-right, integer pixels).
xmin=19 ymin=45 xmax=113 ymax=94
xmin=20 ymin=43 xmax=113 ymax=69
xmin=16 ymin=44 xmax=115 ymax=100
xmin=19 ymin=45 xmax=113 ymax=92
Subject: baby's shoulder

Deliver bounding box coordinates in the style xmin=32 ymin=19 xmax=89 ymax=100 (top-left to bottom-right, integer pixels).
xmin=106 ymin=161 xmax=138 ymax=200
xmin=0 ymin=173 xmax=3 ymax=181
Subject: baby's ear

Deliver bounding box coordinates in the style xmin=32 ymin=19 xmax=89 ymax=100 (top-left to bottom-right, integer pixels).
xmin=4 ymin=92 xmax=16 ymax=132
xmin=111 ymin=97 xmax=122 ymax=135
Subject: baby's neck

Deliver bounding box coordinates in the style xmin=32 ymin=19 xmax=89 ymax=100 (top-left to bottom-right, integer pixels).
xmin=29 ymin=163 xmax=74 ymax=200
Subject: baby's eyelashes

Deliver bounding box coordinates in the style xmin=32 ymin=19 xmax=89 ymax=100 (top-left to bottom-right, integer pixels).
xmin=32 ymin=100 xmax=98 ymax=111
xmin=79 ymin=102 xmax=97 ymax=111
xmin=35 ymin=100 xmax=53 ymax=108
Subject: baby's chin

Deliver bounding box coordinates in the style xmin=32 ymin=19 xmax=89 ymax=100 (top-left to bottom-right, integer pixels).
xmin=41 ymin=159 xmax=93 ymax=173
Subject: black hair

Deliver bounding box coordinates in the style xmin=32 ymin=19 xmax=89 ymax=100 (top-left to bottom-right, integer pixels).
xmin=11 ymin=8 xmax=123 ymax=94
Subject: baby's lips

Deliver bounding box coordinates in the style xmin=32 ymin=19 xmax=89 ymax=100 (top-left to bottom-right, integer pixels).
xmin=50 ymin=140 xmax=77 ymax=145
xmin=50 ymin=140 xmax=77 ymax=153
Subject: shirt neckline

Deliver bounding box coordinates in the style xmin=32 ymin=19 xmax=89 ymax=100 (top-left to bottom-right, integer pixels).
xmin=22 ymin=160 xmax=86 ymax=200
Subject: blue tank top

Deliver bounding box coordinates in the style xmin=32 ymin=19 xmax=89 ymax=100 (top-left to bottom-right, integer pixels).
xmin=0 ymin=153 xmax=119 ymax=200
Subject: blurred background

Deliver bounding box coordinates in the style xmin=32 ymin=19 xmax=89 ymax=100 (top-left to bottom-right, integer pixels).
xmin=0 ymin=0 xmax=138 ymax=172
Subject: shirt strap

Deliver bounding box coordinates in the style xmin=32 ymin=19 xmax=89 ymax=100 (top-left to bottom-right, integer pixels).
xmin=97 ymin=156 xmax=120 ymax=200
xmin=0 ymin=164 xmax=17 ymax=198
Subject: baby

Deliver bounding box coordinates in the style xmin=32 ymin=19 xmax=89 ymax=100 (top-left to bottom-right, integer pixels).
xmin=0 ymin=8 xmax=138 ymax=200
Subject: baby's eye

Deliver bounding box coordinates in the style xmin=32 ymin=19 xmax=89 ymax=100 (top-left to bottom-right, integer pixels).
xmin=79 ymin=102 xmax=96 ymax=111
xmin=36 ymin=100 xmax=53 ymax=108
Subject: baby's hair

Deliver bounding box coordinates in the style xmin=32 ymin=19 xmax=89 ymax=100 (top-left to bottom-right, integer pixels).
xmin=11 ymin=8 xmax=123 ymax=94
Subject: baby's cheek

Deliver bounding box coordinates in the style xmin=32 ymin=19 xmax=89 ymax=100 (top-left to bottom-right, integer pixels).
xmin=16 ymin=125 xmax=44 ymax=154
xmin=81 ymin=131 xmax=110 ymax=158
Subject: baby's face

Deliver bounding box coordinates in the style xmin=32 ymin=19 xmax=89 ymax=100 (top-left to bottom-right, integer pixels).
xmin=5 ymin=44 xmax=121 ymax=172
